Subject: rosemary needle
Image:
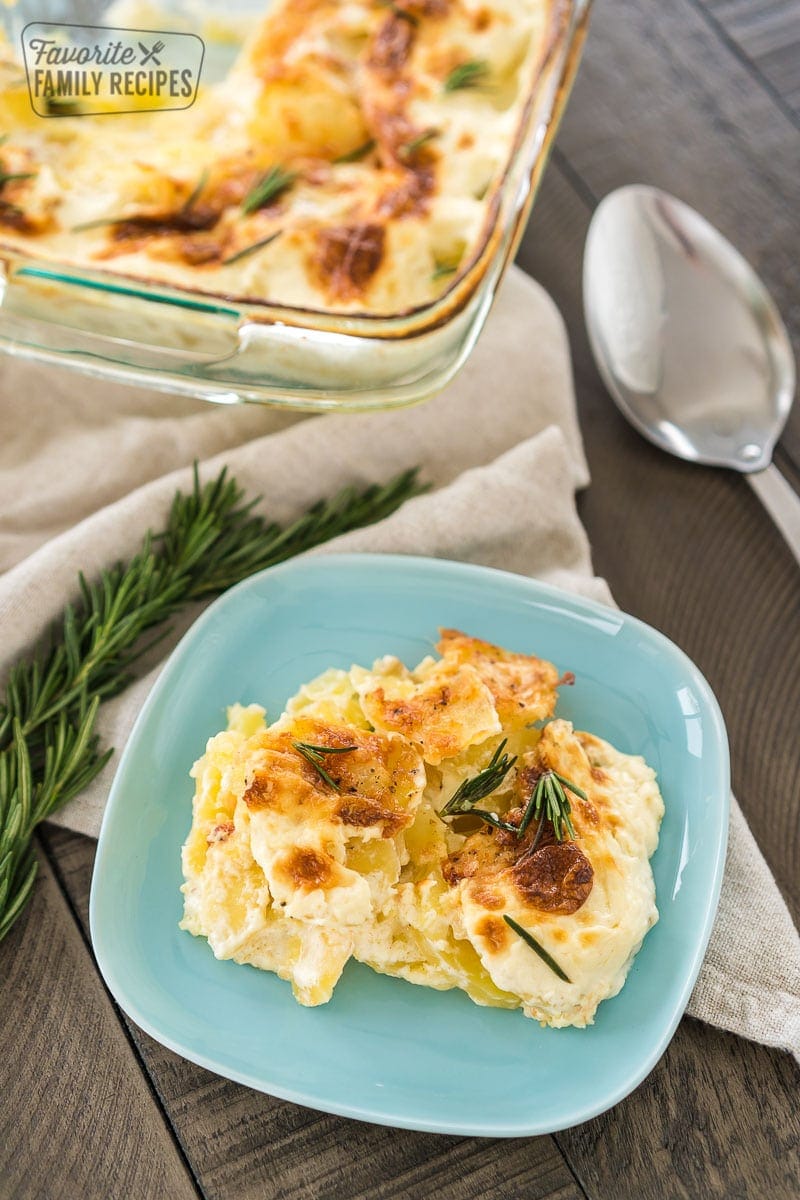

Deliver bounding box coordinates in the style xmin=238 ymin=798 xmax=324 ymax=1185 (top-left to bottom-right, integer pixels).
xmin=333 ymin=139 xmax=376 ymax=164
xmin=517 ymin=770 xmax=586 ymax=841
xmin=222 ymin=231 xmax=281 ymax=266
xmin=441 ymin=739 xmax=517 ymax=818
xmin=444 ymin=60 xmax=490 ymax=92
xmin=0 ymin=464 xmax=427 ymax=942
xmin=242 ymin=166 xmax=296 ymax=215
xmin=293 ymin=741 xmax=357 ymax=791
xmin=182 ymin=168 xmax=209 ymax=213
xmin=0 ymin=171 xmax=35 ymax=189
xmin=503 ymin=914 xmax=571 ymax=983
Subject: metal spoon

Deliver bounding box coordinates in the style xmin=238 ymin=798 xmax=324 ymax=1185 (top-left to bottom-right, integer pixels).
xmin=583 ymin=185 xmax=800 ymax=565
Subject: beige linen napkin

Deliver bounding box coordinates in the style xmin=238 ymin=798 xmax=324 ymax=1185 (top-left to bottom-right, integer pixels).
xmin=1 ymin=266 xmax=798 ymax=1062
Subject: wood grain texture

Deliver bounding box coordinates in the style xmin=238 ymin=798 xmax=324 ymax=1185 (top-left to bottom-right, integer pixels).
xmin=0 ymin=843 xmax=199 ymax=1200
xmin=41 ymin=826 xmax=585 ymax=1200
xmin=700 ymin=0 xmax=800 ymax=119
xmin=552 ymin=0 xmax=800 ymax=468
xmin=558 ymin=1016 xmax=800 ymax=1200
xmin=518 ymin=162 xmax=800 ymax=921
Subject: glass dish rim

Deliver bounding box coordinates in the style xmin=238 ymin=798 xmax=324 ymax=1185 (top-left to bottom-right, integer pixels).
xmin=0 ymin=0 xmax=592 ymax=341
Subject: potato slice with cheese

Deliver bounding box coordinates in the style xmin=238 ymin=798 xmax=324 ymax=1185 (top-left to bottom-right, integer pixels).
xmin=437 ymin=628 xmax=560 ymax=728
xmin=353 ymin=655 xmax=500 ymax=764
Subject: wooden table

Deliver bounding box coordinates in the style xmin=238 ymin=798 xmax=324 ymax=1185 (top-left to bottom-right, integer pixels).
xmin=2 ymin=2 xmax=799 ymax=1197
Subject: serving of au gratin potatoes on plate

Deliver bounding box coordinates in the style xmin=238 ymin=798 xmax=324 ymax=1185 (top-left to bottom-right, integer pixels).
xmin=181 ymin=629 xmax=664 ymax=1028
xmin=90 ymin=555 xmax=728 ymax=1136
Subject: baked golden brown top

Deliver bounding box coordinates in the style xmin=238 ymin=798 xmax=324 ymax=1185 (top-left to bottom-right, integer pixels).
xmin=0 ymin=0 xmax=557 ymax=312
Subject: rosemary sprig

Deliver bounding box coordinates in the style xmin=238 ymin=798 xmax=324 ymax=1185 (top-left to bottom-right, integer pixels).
xmin=503 ymin=914 xmax=571 ymax=983
xmin=441 ymin=739 xmax=517 ymax=823
xmin=242 ymin=166 xmax=296 ymax=215
xmin=0 ymin=171 xmax=35 ymax=189
xmin=518 ymin=770 xmax=586 ymax=842
xmin=222 ymin=230 xmax=282 ymax=266
xmin=334 ymin=139 xmax=376 ymax=164
xmin=444 ymin=60 xmax=489 ymax=92
xmin=399 ymin=129 xmax=438 ymax=160
xmin=0 ymin=464 xmax=426 ymax=942
xmin=182 ymin=168 xmax=209 ymax=213
xmin=292 ymin=742 xmax=357 ymax=791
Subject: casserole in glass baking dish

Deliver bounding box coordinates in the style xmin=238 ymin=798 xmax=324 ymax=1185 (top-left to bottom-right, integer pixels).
xmin=0 ymin=0 xmax=590 ymax=409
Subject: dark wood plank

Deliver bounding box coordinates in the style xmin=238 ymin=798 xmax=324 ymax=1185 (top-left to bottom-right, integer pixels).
xmin=516 ymin=159 xmax=800 ymax=1199
xmin=0 ymin=843 xmax=199 ymax=1200
xmin=552 ymin=0 xmax=800 ymax=469
xmin=519 ymin=161 xmax=800 ymax=922
xmin=699 ymin=0 xmax=800 ymax=119
xmin=41 ymin=826 xmax=584 ymax=1200
xmin=557 ymin=1017 xmax=800 ymax=1200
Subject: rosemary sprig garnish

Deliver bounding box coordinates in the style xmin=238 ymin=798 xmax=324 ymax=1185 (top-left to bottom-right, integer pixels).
xmin=441 ymin=739 xmax=517 ymax=823
xmin=222 ymin=231 xmax=282 ymax=266
xmin=399 ymin=129 xmax=438 ymax=160
xmin=518 ymin=770 xmax=586 ymax=842
xmin=0 ymin=464 xmax=426 ymax=942
xmin=444 ymin=60 xmax=490 ymax=92
xmin=0 ymin=171 xmax=35 ymax=189
xmin=45 ymin=96 xmax=83 ymax=116
xmin=182 ymin=168 xmax=209 ymax=213
xmin=242 ymin=166 xmax=296 ymax=215
xmin=292 ymin=742 xmax=357 ymax=791
xmin=503 ymin=914 xmax=571 ymax=983
xmin=334 ymin=139 xmax=376 ymax=164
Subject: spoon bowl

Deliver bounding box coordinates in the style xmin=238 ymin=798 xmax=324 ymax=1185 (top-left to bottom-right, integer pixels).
xmin=583 ymin=185 xmax=799 ymax=561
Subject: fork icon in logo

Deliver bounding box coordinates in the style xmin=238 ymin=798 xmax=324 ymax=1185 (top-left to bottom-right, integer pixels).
xmin=138 ymin=39 xmax=166 ymax=66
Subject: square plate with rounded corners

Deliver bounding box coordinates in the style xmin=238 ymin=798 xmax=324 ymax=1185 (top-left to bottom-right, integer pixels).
xmin=89 ymin=554 xmax=729 ymax=1137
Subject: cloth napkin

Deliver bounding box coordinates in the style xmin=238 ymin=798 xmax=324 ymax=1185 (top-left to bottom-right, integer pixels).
xmin=1 ymin=265 xmax=797 ymax=1062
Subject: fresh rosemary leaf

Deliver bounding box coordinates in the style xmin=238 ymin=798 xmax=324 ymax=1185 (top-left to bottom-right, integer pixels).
xmin=431 ymin=263 xmax=457 ymax=281
xmin=182 ymin=168 xmax=209 ymax=213
xmin=242 ymin=166 xmax=296 ymax=215
xmin=334 ymin=139 xmax=376 ymax=164
xmin=222 ymin=231 xmax=282 ymax=266
xmin=293 ymin=740 xmax=357 ymax=791
xmin=503 ymin=914 xmax=571 ymax=983
xmin=0 ymin=464 xmax=426 ymax=941
xmin=516 ymin=769 xmax=584 ymax=841
xmin=444 ymin=60 xmax=489 ymax=92
xmin=442 ymin=739 xmax=517 ymax=817
xmin=0 ymin=171 xmax=35 ymax=189
xmin=45 ymin=96 xmax=83 ymax=116
xmin=400 ymin=129 xmax=438 ymax=160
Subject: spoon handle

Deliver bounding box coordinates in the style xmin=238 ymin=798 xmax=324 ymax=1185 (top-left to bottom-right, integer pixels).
xmin=746 ymin=463 xmax=800 ymax=569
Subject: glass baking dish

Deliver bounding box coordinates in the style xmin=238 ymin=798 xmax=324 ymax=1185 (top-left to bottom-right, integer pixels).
xmin=0 ymin=0 xmax=590 ymax=411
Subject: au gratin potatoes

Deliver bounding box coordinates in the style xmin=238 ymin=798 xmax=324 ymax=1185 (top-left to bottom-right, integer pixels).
xmin=180 ymin=631 xmax=664 ymax=1027
xmin=0 ymin=0 xmax=559 ymax=313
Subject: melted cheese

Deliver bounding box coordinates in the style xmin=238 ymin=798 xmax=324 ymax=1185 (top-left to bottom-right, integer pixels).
xmin=0 ymin=0 xmax=556 ymax=313
xmin=180 ymin=629 xmax=664 ymax=1026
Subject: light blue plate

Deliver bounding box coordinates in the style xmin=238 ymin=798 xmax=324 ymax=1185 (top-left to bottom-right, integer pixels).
xmin=89 ymin=554 xmax=729 ymax=1137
